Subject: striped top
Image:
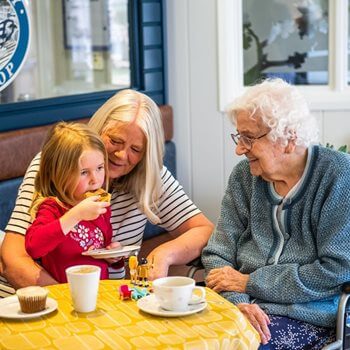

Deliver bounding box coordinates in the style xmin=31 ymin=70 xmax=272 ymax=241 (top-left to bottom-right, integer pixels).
xmin=1 ymin=153 xmax=201 ymax=297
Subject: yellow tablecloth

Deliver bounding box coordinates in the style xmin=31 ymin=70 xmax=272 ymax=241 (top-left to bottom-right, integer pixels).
xmin=0 ymin=280 xmax=260 ymax=350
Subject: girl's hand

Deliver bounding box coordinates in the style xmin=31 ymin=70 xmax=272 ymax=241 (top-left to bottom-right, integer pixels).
xmin=104 ymin=241 xmax=123 ymax=264
xmin=73 ymin=196 xmax=110 ymax=221
xmin=60 ymin=197 xmax=110 ymax=235
xmin=106 ymin=241 xmax=122 ymax=250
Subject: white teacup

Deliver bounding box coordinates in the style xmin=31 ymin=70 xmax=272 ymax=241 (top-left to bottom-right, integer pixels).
xmin=152 ymin=276 xmax=206 ymax=312
xmin=65 ymin=265 xmax=101 ymax=313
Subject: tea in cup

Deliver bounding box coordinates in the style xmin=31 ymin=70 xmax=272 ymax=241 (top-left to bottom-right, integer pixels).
xmin=65 ymin=265 xmax=101 ymax=313
xmin=152 ymin=276 xmax=206 ymax=312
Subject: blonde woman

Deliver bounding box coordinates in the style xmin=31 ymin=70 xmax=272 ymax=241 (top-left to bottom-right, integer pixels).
xmin=25 ymin=122 xmax=119 ymax=283
xmin=1 ymin=89 xmax=213 ymax=292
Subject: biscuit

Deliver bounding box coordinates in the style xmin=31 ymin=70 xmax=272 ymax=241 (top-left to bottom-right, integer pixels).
xmin=84 ymin=188 xmax=111 ymax=203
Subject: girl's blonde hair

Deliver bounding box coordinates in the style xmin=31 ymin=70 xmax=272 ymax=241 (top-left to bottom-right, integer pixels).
xmin=88 ymin=89 xmax=164 ymax=224
xmin=30 ymin=122 xmax=108 ymax=217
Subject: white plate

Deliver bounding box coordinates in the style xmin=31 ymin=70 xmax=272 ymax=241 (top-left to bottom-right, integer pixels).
xmin=81 ymin=245 xmax=140 ymax=259
xmin=137 ymin=294 xmax=207 ymax=317
xmin=0 ymin=296 xmax=58 ymax=319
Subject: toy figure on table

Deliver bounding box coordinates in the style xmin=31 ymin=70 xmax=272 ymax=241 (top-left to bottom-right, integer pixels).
xmin=137 ymin=258 xmax=149 ymax=287
xmin=129 ymin=255 xmax=138 ymax=285
xmin=119 ymin=256 xmax=153 ymax=301
xmin=118 ymin=284 xmax=149 ymax=300
xmin=131 ymin=286 xmax=149 ymax=300
xmin=119 ymin=284 xmax=132 ymax=300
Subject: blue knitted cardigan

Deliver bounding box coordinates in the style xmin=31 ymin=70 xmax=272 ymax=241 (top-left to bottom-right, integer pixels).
xmin=202 ymin=145 xmax=350 ymax=327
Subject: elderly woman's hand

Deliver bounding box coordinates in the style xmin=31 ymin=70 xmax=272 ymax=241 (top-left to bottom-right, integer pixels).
xmin=205 ymin=266 xmax=249 ymax=293
xmin=237 ymin=303 xmax=271 ymax=345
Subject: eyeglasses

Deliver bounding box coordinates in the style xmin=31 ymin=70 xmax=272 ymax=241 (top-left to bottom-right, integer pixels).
xmin=230 ymin=132 xmax=268 ymax=150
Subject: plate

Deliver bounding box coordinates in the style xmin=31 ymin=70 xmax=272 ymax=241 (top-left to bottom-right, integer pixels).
xmin=137 ymin=294 xmax=207 ymax=317
xmin=81 ymin=245 xmax=140 ymax=259
xmin=0 ymin=296 xmax=58 ymax=319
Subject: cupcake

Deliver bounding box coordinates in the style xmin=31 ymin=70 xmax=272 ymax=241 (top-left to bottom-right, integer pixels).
xmin=16 ymin=286 xmax=48 ymax=313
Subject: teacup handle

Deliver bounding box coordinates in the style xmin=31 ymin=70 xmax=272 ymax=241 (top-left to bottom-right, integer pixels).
xmin=189 ymin=286 xmax=206 ymax=304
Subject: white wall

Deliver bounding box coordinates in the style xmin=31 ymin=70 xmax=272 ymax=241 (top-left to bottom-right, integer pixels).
xmin=166 ymin=0 xmax=227 ymax=223
xmin=166 ymin=0 xmax=350 ymax=223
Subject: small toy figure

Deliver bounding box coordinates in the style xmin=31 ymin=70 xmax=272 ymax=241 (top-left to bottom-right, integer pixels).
xmin=137 ymin=257 xmax=149 ymax=287
xmin=119 ymin=284 xmax=132 ymax=300
xmin=131 ymin=286 xmax=150 ymax=300
xmin=129 ymin=255 xmax=139 ymax=285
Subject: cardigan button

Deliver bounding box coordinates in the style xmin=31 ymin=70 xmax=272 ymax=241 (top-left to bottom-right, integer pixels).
xmin=267 ymin=257 xmax=275 ymax=264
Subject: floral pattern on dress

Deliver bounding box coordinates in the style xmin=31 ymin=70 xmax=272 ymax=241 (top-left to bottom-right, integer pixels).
xmin=70 ymin=224 xmax=105 ymax=251
xmin=259 ymin=315 xmax=336 ymax=350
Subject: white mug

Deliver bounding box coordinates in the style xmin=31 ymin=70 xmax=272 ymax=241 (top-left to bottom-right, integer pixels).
xmin=152 ymin=276 xmax=206 ymax=312
xmin=65 ymin=265 xmax=101 ymax=313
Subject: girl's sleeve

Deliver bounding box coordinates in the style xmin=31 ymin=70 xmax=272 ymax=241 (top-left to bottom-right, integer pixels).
xmin=25 ymin=200 xmax=67 ymax=259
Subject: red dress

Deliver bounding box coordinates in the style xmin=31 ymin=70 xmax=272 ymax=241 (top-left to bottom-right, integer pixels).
xmin=25 ymin=198 xmax=112 ymax=283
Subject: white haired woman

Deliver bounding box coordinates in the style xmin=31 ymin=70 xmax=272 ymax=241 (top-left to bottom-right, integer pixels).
xmin=1 ymin=89 xmax=213 ymax=292
xmin=202 ymin=79 xmax=350 ymax=349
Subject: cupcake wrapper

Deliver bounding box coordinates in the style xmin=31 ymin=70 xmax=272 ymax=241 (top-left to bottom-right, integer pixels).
xmin=18 ymin=295 xmax=47 ymax=313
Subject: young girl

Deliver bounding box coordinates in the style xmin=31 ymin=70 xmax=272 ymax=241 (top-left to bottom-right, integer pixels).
xmin=25 ymin=122 xmax=120 ymax=283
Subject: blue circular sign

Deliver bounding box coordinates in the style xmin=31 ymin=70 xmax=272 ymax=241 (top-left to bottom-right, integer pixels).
xmin=0 ymin=0 xmax=30 ymax=91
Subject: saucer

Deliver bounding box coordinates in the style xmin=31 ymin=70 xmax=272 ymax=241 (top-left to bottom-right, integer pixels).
xmin=137 ymin=294 xmax=207 ymax=317
xmin=82 ymin=245 xmax=140 ymax=259
xmin=0 ymin=296 xmax=58 ymax=319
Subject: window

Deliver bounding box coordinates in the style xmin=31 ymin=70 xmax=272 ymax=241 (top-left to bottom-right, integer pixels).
xmin=0 ymin=0 xmax=166 ymax=131
xmin=243 ymin=0 xmax=328 ymax=86
xmin=218 ymin=0 xmax=350 ymax=111
xmin=1 ymin=0 xmax=130 ymax=103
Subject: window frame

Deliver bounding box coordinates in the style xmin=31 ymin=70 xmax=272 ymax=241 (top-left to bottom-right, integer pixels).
xmin=217 ymin=0 xmax=349 ymax=111
xmin=0 ymin=0 xmax=166 ymax=132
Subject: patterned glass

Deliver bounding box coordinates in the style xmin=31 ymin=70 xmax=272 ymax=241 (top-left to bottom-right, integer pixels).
xmin=243 ymin=0 xmax=329 ymax=85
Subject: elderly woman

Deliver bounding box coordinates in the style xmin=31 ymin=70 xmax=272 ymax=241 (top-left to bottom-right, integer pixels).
xmin=202 ymin=78 xmax=350 ymax=349
xmin=1 ymin=89 xmax=213 ymax=296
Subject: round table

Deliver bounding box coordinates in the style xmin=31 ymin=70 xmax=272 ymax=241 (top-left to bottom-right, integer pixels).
xmin=0 ymin=280 xmax=260 ymax=350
